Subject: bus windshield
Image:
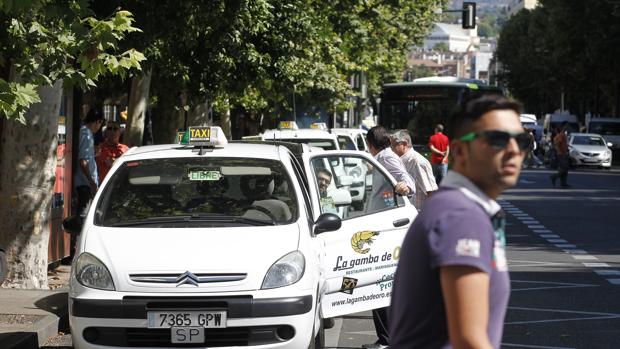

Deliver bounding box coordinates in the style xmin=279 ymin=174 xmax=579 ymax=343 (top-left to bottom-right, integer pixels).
xmin=380 ymin=81 xmax=503 ymax=146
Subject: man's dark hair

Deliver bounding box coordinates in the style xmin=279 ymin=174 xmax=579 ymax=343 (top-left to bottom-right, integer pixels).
xmin=447 ymin=95 xmax=522 ymax=139
xmin=366 ymin=125 xmax=391 ymax=150
xmin=316 ymin=168 xmax=332 ymax=179
xmin=83 ymin=106 xmax=104 ymax=124
xmin=435 ymin=124 xmax=444 ymax=132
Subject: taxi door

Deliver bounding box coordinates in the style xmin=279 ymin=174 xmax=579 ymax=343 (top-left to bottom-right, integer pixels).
xmin=302 ymin=150 xmax=418 ymax=319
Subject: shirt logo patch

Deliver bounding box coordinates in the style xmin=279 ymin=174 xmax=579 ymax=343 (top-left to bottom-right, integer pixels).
xmin=455 ymin=239 xmax=481 ymax=258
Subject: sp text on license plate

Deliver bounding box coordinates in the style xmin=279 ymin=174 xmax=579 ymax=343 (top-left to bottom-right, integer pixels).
xmin=147 ymin=310 xmax=227 ymax=328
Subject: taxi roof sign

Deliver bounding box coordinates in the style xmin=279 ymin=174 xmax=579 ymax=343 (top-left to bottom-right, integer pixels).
xmin=278 ymin=121 xmax=299 ymax=130
xmin=180 ymin=126 xmax=228 ymax=147
xmin=310 ymin=122 xmax=328 ymax=130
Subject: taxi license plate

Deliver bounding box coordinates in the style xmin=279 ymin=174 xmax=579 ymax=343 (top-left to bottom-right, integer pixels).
xmin=147 ymin=310 xmax=227 ymax=329
xmin=171 ymin=327 xmax=204 ymax=344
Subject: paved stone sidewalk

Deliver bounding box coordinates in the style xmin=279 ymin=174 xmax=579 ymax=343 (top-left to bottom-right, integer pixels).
xmin=0 ymin=265 xmax=70 ymax=349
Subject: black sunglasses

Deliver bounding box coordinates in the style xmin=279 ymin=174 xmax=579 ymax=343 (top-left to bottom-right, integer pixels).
xmin=107 ymin=126 xmax=120 ymax=131
xmin=460 ymin=130 xmax=532 ymax=152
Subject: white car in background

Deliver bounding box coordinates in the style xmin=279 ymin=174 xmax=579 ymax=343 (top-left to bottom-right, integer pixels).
xmin=331 ymin=128 xmax=369 ymax=152
xmin=568 ymin=133 xmax=613 ymax=169
xmin=262 ymin=122 xmax=368 ymax=207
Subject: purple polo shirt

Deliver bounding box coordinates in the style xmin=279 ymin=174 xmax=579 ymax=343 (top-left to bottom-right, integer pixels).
xmin=389 ymin=171 xmax=510 ymax=349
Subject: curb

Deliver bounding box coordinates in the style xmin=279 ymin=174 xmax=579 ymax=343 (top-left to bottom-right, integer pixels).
xmin=0 ymin=289 xmax=69 ymax=349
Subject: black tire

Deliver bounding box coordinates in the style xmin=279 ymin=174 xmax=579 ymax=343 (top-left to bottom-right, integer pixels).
xmin=323 ymin=317 xmax=335 ymax=329
xmin=0 ymin=249 xmax=7 ymax=284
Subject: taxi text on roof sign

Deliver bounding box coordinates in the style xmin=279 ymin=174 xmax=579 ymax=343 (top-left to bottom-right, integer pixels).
xmin=310 ymin=122 xmax=327 ymax=130
xmin=179 ymin=126 xmax=228 ymax=147
xmin=278 ymin=121 xmax=299 ymax=130
xmin=189 ymin=126 xmax=212 ymax=143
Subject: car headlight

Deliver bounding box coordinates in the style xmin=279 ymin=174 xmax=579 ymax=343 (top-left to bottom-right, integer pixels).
xmin=74 ymin=253 xmax=115 ymax=290
xmin=605 ymin=149 xmax=612 ymax=157
xmin=570 ymin=149 xmax=580 ymax=156
xmin=261 ymin=251 xmax=305 ymax=289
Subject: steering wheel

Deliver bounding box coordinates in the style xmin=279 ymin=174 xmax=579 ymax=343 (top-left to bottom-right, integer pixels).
xmin=244 ymin=204 xmax=278 ymax=222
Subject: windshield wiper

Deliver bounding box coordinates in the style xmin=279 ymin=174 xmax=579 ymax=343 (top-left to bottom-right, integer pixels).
xmin=189 ymin=213 xmax=276 ymax=226
xmin=108 ymin=214 xmax=275 ymax=227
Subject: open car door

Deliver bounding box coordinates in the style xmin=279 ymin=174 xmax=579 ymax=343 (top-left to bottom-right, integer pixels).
xmin=303 ymin=150 xmax=418 ymax=319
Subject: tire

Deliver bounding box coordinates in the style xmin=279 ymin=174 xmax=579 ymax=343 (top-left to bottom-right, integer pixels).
xmin=0 ymin=249 xmax=7 ymax=284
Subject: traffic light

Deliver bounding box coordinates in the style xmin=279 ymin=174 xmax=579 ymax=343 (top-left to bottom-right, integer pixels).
xmin=462 ymin=2 xmax=476 ymax=29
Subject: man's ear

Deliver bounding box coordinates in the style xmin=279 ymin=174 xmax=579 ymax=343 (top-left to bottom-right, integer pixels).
xmin=450 ymin=140 xmax=467 ymax=164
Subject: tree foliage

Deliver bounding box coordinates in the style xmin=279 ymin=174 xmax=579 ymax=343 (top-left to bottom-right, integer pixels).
xmin=496 ymin=0 xmax=620 ymax=117
xmin=0 ymin=0 xmax=145 ymax=123
xmin=93 ymin=0 xmax=443 ymax=134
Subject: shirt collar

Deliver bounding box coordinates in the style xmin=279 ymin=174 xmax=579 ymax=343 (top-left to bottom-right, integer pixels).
xmin=440 ymin=170 xmax=501 ymax=217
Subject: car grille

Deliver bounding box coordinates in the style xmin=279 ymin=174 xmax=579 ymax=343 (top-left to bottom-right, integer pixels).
xmin=83 ymin=325 xmax=293 ymax=347
xmin=581 ymin=152 xmax=600 ymax=157
xmin=129 ymin=273 xmax=247 ymax=284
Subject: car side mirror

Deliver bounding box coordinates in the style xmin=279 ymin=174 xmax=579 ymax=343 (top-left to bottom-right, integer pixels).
xmin=62 ymin=216 xmax=83 ymax=235
xmin=607 ymin=142 xmax=613 ymax=148
xmin=314 ymin=213 xmax=342 ymax=235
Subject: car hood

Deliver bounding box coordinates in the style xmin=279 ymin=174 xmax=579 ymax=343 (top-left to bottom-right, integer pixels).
xmin=571 ymin=144 xmax=608 ymax=153
xmin=82 ymin=224 xmax=300 ymax=293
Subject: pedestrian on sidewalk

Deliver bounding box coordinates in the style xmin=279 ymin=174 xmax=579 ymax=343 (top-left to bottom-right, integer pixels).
xmin=72 ymin=106 xmax=104 ymax=258
xmin=364 ymin=125 xmax=416 ymax=349
xmin=550 ymin=121 xmax=571 ymax=188
xmin=391 ymin=129 xmax=437 ymax=210
xmin=96 ymin=120 xmax=129 ymax=181
xmin=390 ymin=95 xmax=529 ymax=349
xmin=429 ymin=124 xmax=450 ymax=185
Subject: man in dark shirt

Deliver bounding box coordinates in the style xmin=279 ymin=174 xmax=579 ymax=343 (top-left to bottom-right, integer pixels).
xmin=550 ymin=121 xmax=570 ymax=188
xmin=390 ymin=95 xmax=530 ymax=349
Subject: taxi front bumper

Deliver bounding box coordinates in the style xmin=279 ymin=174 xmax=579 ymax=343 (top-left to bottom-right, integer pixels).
xmin=69 ymin=294 xmax=315 ymax=348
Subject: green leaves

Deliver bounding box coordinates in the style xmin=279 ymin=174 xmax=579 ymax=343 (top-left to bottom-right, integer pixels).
xmin=497 ymin=0 xmax=620 ymax=116
xmin=0 ymin=80 xmax=41 ymax=123
xmin=0 ymin=2 xmax=144 ymax=122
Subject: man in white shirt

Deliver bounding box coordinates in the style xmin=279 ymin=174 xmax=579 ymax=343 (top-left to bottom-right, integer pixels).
xmin=391 ymin=129 xmax=438 ymax=209
xmin=363 ymin=125 xmax=416 ymax=349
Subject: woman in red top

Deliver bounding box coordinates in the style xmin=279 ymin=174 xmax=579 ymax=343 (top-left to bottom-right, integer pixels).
xmin=96 ymin=121 xmax=129 ymax=180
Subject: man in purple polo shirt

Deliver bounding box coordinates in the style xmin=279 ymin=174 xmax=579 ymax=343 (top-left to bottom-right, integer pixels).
xmin=390 ymin=95 xmax=531 ymax=349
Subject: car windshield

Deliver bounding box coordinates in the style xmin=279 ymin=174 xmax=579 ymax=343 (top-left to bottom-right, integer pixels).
xmin=95 ymin=157 xmax=297 ymax=227
xmin=573 ymin=135 xmax=605 ymax=146
xmin=588 ymin=122 xmax=620 ymax=136
xmin=278 ymin=138 xmax=337 ymax=150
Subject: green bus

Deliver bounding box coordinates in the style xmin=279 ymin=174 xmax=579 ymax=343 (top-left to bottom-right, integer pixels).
xmin=379 ymin=77 xmax=504 ymax=149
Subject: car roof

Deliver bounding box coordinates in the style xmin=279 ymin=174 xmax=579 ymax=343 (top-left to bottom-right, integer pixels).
xmin=262 ymin=128 xmax=337 ymax=140
xmin=122 ymin=142 xmax=289 ymax=161
xmin=570 ymin=133 xmax=603 ymax=138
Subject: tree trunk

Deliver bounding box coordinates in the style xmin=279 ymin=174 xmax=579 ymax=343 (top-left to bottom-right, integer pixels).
xmin=126 ymin=69 xmax=152 ymax=147
xmin=151 ymin=91 xmax=183 ymax=144
xmin=220 ymin=100 xmax=231 ymax=139
xmin=188 ymin=99 xmax=211 ymax=127
xmin=0 ymin=81 xmax=63 ymax=289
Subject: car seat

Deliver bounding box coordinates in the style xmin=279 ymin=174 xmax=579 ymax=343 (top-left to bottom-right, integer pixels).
xmin=240 ymin=174 xmax=292 ymax=221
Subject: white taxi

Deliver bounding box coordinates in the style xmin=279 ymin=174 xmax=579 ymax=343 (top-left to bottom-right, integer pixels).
xmin=68 ymin=126 xmax=416 ymax=349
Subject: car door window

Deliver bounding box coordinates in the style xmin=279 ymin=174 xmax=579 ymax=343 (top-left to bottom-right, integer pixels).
xmin=310 ymin=155 xmax=403 ymax=219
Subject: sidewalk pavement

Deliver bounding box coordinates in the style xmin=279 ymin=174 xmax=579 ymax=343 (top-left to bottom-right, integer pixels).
xmin=0 ymin=265 xmax=71 ymax=349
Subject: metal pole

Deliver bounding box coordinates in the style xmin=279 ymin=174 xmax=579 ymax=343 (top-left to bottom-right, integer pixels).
xmin=292 ymin=85 xmax=297 ymax=121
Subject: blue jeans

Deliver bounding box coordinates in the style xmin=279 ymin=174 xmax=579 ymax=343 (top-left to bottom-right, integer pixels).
xmin=433 ymin=163 xmax=448 ymax=185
